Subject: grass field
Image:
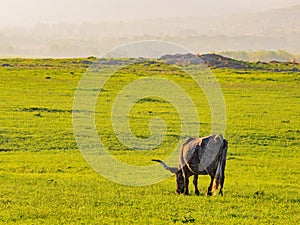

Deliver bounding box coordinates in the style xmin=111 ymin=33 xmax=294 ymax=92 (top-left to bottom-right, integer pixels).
xmin=0 ymin=58 xmax=299 ymax=224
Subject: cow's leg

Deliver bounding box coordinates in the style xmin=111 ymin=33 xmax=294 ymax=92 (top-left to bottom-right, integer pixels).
xmin=183 ymin=168 xmax=190 ymax=195
xmin=184 ymin=176 xmax=189 ymax=195
xmin=193 ymin=175 xmax=199 ymax=195
xmin=219 ymin=173 xmax=225 ymax=196
xmin=206 ymin=174 xmax=214 ymax=196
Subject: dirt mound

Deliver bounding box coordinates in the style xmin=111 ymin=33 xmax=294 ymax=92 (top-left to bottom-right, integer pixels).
xmin=159 ymin=53 xmax=247 ymax=69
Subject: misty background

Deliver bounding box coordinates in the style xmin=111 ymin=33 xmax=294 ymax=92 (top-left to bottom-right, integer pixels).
xmin=1 ymin=0 xmax=300 ymax=59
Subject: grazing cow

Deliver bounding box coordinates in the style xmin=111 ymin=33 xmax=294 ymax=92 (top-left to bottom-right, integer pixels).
xmin=152 ymin=134 xmax=228 ymax=196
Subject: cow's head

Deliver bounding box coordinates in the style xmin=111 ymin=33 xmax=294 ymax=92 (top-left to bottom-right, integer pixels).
xmin=175 ymin=169 xmax=184 ymax=194
xmin=151 ymin=159 xmax=184 ymax=194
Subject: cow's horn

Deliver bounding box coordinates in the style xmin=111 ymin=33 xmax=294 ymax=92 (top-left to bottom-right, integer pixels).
xmin=152 ymin=159 xmax=179 ymax=173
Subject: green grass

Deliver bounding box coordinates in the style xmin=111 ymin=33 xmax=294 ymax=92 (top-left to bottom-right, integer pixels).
xmin=0 ymin=58 xmax=299 ymax=224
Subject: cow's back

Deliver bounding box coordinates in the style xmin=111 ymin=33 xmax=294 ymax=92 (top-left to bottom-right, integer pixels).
xmin=180 ymin=135 xmax=224 ymax=175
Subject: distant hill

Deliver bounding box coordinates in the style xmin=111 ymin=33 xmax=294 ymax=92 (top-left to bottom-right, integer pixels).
xmin=0 ymin=5 xmax=299 ymax=57
xmin=219 ymin=50 xmax=300 ymax=63
xmin=158 ymin=53 xmax=300 ymax=72
xmin=159 ymin=53 xmax=247 ymax=69
xmin=94 ymin=53 xmax=300 ymax=72
xmin=2 ymin=53 xmax=299 ymax=73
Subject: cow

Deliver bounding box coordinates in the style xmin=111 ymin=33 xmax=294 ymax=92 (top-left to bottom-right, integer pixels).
xmin=152 ymin=134 xmax=228 ymax=196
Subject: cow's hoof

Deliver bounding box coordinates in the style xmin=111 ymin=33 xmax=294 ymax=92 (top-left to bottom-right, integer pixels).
xmin=206 ymin=191 xmax=212 ymax=196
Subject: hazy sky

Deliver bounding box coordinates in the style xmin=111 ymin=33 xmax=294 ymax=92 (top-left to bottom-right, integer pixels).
xmin=1 ymin=0 xmax=299 ymax=27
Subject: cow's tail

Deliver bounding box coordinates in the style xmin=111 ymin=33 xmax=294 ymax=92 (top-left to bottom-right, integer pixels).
xmin=151 ymin=159 xmax=179 ymax=174
xmin=212 ymin=139 xmax=228 ymax=195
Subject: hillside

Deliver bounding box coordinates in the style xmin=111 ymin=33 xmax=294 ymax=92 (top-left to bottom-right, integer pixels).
xmin=0 ymin=58 xmax=299 ymax=224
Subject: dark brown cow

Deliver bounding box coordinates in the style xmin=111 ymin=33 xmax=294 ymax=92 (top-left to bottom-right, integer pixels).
xmin=153 ymin=134 xmax=228 ymax=196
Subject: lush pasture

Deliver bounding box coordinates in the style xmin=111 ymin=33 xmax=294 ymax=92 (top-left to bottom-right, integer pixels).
xmin=0 ymin=58 xmax=299 ymax=224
